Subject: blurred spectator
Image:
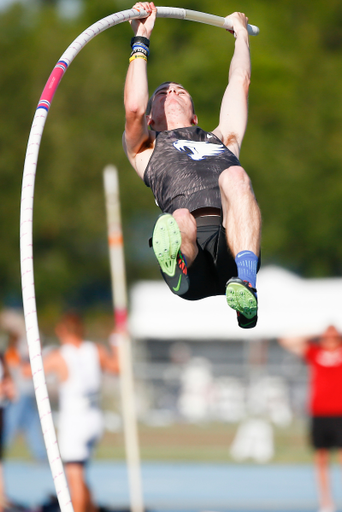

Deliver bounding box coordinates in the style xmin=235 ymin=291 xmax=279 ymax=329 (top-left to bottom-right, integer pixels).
xmin=230 ymin=418 xmax=274 ymax=464
xmin=177 ymin=357 xmax=214 ymax=422
xmin=246 ymin=375 xmax=292 ymax=427
xmin=40 ymin=312 xmax=119 ymax=512
xmin=0 ymin=346 xmax=16 ymax=510
xmin=279 ymin=325 xmax=342 ymax=512
xmin=0 ymin=309 xmax=47 ymax=462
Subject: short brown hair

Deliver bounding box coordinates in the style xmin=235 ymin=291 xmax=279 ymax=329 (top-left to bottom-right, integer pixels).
xmin=146 ymin=81 xmax=196 ymax=116
xmin=58 ymin=312 xmax=84 ymax=338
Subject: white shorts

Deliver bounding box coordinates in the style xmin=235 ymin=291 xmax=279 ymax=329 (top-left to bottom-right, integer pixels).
xmin=58 ymin=408 xmax=103 ymax=463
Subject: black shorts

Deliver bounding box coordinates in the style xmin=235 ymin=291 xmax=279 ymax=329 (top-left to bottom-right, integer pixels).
xmin=182 ymin=216 xmax=256 ymax=301
xmin=310 ymin=416 xmax=342 ymax=449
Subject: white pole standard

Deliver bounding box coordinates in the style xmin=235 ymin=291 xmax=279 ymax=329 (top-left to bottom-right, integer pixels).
xmin=103 ymin=165 xmax=144 ymax=512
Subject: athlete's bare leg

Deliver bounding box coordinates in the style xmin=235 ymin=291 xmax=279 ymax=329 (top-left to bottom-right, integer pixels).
xmin=219 ymin=166 xmax=261 ymax=257
xmin=172 ymin=208 xmax=198 ymax=266
xmin=315 ymin=449 xmax=335 ymax=512
xmin=65 ymin=463 xmax=97 ymax=512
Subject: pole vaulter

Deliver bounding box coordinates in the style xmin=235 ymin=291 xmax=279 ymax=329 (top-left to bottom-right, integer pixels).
xmin=20 ymin=7 xmax=259 ymax=512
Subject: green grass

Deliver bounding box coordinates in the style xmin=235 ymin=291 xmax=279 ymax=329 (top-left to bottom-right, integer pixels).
xmin=5 ymin=419 xmax=322 ymax=464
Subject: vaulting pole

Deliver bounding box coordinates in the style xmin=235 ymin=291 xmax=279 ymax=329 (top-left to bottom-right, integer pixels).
xmin=19 ymin=8 xmax=259 ymax=508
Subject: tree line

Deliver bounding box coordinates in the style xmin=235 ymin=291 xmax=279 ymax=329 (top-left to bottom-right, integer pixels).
xmin=1 ymin=0 xmax=342 ymax=316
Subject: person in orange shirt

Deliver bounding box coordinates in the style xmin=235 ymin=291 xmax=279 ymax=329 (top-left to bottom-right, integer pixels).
xmin=0 ymin=351 xmax=15 ymax=511
xmin=0 ymin=309 xmax=47 ymax=462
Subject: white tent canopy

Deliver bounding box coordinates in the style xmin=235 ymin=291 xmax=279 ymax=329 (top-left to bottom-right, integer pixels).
xmin=129 ymin=266 xmax=342 ymax=340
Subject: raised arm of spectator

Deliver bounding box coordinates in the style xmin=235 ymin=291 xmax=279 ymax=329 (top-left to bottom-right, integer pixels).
xmin=123 ymin=2 xmax=157 ymax=176
xmin=96 ymin=340 xmax=120 ymax=374
xmin=213 ymin=12 xmax=251 ymax=158
xmin=278 ymin=336 xmax=310 ymax=358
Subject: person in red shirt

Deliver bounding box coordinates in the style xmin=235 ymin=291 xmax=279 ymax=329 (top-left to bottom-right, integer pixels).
xmin=279 ymin=325 xmax=342 ymax=512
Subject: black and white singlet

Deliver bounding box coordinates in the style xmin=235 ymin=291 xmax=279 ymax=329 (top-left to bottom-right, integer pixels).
xmin=143 ymin=126 xmax=241 ymax=214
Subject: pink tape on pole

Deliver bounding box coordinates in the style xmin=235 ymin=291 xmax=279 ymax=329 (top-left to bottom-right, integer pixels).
xmin=37 ymin=61 xmax=68 ymax=111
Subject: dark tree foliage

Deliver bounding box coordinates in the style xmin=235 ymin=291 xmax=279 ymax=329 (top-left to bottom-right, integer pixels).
xmin=1 ymin=0 xmax=342 ymax=315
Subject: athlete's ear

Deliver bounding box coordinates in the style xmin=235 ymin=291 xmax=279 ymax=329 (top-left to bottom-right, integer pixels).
xmin=146 ymin=114 xmax=154 ymax=127
xmin=191 ymin=115 xmax=198 ymax=126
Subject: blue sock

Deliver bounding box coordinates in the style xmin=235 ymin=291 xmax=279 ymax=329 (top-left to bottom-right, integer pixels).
xmin=235 ymin=251 xmax=258 ymax=289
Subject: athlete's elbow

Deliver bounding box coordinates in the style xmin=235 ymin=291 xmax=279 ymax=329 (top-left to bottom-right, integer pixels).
xmin=125 ymin=99 xmax=147 ymax=119
xmin=243 ymin=71 xmax=251 ymax=88
xmin=230 ymin=68 xmax=251 ymax=89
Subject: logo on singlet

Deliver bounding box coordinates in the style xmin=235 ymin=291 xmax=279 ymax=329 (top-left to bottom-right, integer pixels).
xmin=173 ymin=140 xmax=226 ymax=161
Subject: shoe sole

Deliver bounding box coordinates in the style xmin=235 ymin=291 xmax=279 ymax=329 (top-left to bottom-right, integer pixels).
xmin=226 ymin=280 xmax=257 ymax=320
xmin=152 ymin=215 xmax=189 ymax=295
xmin=152 ymin=214 xmax=181 ymax=277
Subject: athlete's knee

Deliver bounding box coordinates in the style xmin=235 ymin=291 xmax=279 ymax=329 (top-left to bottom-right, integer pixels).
xmin=219 ymin=166 xmax=252 ymax=194
xmin=173 ymin=208 xmax=191 ymax=220
xmin=173 ymin=209 xmax=197 ymax=241
xmin=173 ymin=208 xmax=196 ymax=229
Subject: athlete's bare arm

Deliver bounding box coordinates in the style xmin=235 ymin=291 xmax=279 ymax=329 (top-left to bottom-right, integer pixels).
xmin=21 ymin=348 xmax=69 ymax=381
xmin=212 ymin=12 xmax=251 ymax=158
xmin=96 ymin=343 xmax=120 ymax=374
xmin=123 ymin=2 xmax=157 ymax=179
xmin=42 ymin=349 xmax=69 ymax=381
